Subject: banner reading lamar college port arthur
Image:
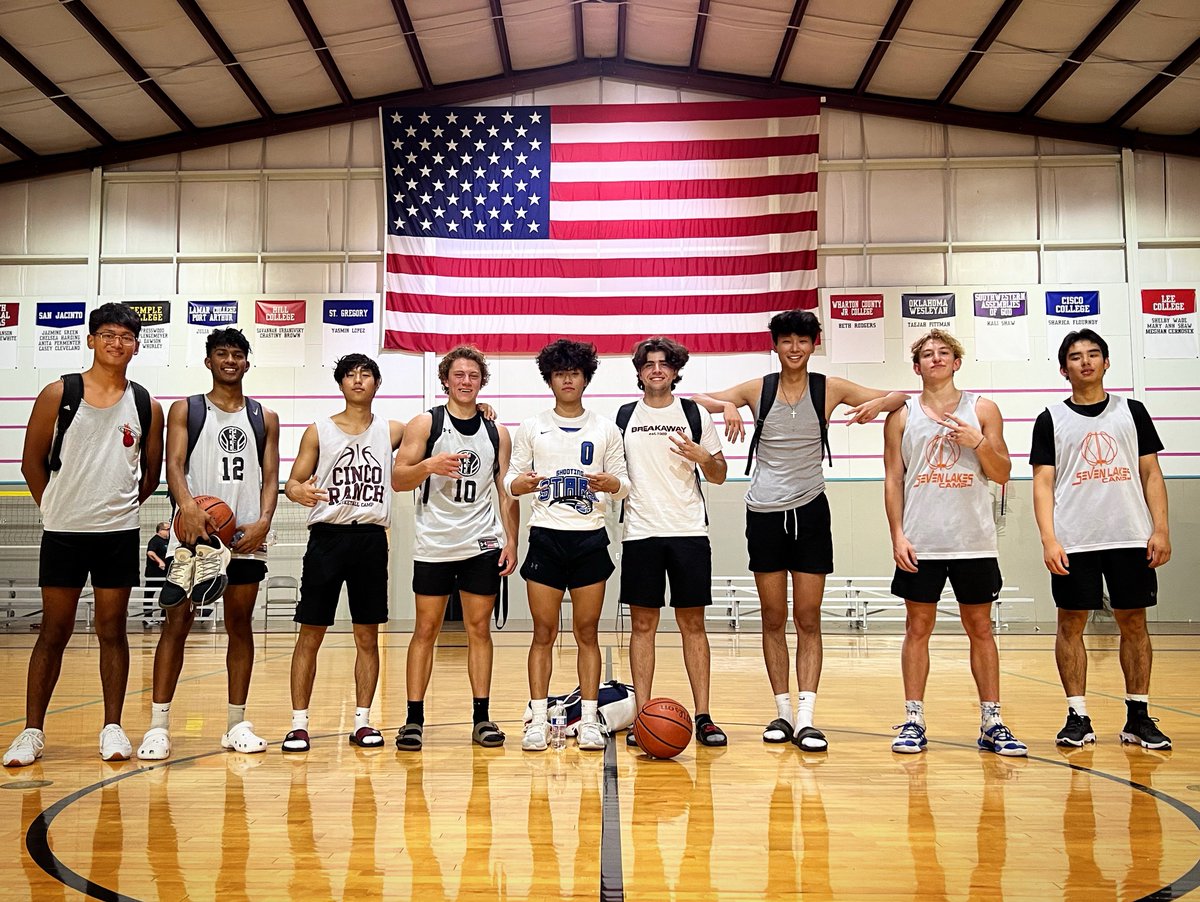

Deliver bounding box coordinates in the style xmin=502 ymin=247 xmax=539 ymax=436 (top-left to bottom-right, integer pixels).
xmin=186 ymin=301 xmax=238 ymax=366
xmin=255 ymin=300 xmax=307 ymax=367
xmin=1141 ymin=288 xmax=1198 ymax=359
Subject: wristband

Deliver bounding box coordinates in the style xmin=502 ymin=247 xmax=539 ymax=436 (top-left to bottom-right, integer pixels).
xmin=973 ymin=436 xmax=985 ymax=450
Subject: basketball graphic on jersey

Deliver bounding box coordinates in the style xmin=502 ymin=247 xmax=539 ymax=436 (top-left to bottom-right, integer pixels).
xmin=1081 ymin=431 xmax=1119 ymax=466
xmin=218 ymin=425 xmax=248 ymax=454
xmin=924 ymin=433 xmax=961 ymax=470
xmin=327 ymin=443 xmax=385 ymax=507
xmin=458 ymin=449 xmax=482 ymax=478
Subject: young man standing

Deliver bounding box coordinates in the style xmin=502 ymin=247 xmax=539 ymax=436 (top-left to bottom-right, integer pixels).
xmin=137 ymin=328 xmax=279 ymax=761
xmin=506 ymin=339 xmax=629 ymax=752
xmin=281 ymin=354 xmax=403 ymax=753
xmin=883 ymin=329 xmax=1026 ymax=756
xmin=619 ymin=337 xmax=729 ymax=748
xmin=694 ymin=309 xmax=906 ymax=751
xmin=5 ymin=303 xmax=164 ymax=766
xmin=1032 ymin=329 xmax=1172 ymax=750
xmin=391 ymin=346 xmax=517 ymax=750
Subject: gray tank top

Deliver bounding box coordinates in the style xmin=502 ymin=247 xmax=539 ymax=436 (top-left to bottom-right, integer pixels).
xmin=745 ymin=379 xmax=826 ymax=512
xmin=307 ymin=416 xmax=392 ymax=527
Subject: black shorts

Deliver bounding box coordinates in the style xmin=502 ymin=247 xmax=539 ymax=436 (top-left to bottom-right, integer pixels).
xmin=295 ymin=524 xmax=389 ymax=626
xmin=891 ymin=557 xmax=1001 ymax=604
xmin=412 ymin=551 xmax=502 ymax=598
xmin=1051 ymin=547 xmax=1158 ymax=611
xmin=520 ymin=526 xmax=614 ymax=591
xmin=40 ymin=529 xmax=140 ymax=589
xmin=745 ymin=494 xmax=834 ymax=575
xmin=228 ymin=559 xmax=268 ymax=587
xmin=620 ymin=536 xmax=712 ymax=609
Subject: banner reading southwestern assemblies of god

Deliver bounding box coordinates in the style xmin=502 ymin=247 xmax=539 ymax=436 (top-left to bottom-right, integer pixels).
xmin=901 ymin=293 xmax=955 ymax=351
xmin=124 ymin=301 xmax=171 ymax=368
xmin=973 ymin=291 xmax=1029 ymax=361
xmin=1141 ymin=289 xmax=1198 ymax=358
xmin=255 ymin=300 xmax=307 ymax=367
xmin=34 ymin=301 xmax=87 ymax=369
xmin=0 ymin=302 xmax=17 ymax=369
xmin=1045 ymin=291 xmax=1100 ymax=360
xmin=828 ymin=293 xmax=884 ymax=363
xmin=186 ymin=301 xmax=239 ymax=366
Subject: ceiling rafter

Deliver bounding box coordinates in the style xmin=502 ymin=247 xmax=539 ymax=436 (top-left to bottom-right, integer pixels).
xmin=573 ymin=1 xmax=584 ymax=61
xmin=854 ymin=0 xmax=914 ymax=95
xmin=0 ymin=125 xmax=35 ymax=161
xmin=0 ymin=32 xmax=113 ymax=145
xmin=771 ymin=0 xmax=811 ymax=85
xmin=1107 ymin=34 xmax=1200 ymax=126
xmin=388 ymin=0 xmax=432 ymax=91
xmin=617 ymin=1 xmax=627 ymax=63
xmin=689 ymin=0 xmax=712 ymax=73
xmin=937 ymin=0 xmax=1023 ymax=105
xmin=487 ymin=0 xmax=513 ymax=77
xmin=285 ymin=0 xmax=353 ymax=105
xmin=60 ymin=0 xmax=194 ymax=132
xmin=1021 ymin=0 xmax=1140 ymax=116
xmin=175 ymin=0 xmax=274 ymax=120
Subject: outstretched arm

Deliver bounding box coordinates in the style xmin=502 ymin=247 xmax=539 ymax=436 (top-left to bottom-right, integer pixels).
xmin=691 ymin=377 xmax=762 ymax=442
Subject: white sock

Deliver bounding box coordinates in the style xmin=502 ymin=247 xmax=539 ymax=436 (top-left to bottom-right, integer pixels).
xmin=904 ymin=699 xmax=925 ymax=727
xmin=774 ymin=692 xmax=792 ymax=722
xmin=796 ymin=691 xmax=817 ymax=730
xmin=150 ymin=703 xmax=171 ymax=731
xmin=981 ymin=701 xmax=1002 ymax=730
xmin=581 ymin=699 xmax=599 ymax=722
xmin=291 ymin=709 xmax=309 ymax=732
xmin=1067 ymin=695 xmax=1088 ymax=717
xmin=1126 ymin=694 xmax=1149 ymax=705
xmin=530 ymin=698 xmax=548 ymax=721
xmin=355 ymin=707 xmax=371 ymax=730
xmin=227 ymin=704 xmax=246 ymax=731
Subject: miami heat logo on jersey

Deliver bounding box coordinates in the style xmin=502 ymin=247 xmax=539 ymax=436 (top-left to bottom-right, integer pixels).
xmin=915 ymin=432 xmax=974 ymax=488
xmin=1072 ymin=430 xmax=1131 ymax=486
xmin=118 ymin=423 xmax=136 ymax=448
xmin=218 ymin=425 xmax=248 ymax=454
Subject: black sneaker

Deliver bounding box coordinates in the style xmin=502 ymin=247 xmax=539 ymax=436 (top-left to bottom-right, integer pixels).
xmin=158 ymin=547 xmax=195 ymax=609
xmin=1056 ymin=708 xmax=1096 ymax=747
xmin=626 ymin=729 xmax=638 ymax=748
xmin=1120 ymin=708 xmax=1172 ymax=750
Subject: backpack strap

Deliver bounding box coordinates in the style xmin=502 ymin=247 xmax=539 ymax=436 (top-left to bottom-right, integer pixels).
xmin=130 ymin=381 xmax=153 ymax=479
xmin=184 ymin=394 xmax=207 ymax=472
xmin=614 ymin=402 xmax=638 ymax=524
xmin=244 ymin=396 xmax=266 ymax=467
xmin=809 ymin=372 xmax=832 ymax=466
xmin=420 ymin=406 xmax=446 ymax=505
xmin=744 ymin=373 xmax=779 ymax=476
xmin=679 ymin=398 xmax=708 ymax=526
xmin=482 ymin=416 xmax=500 ymax=477
xmin=494 ymin=576 xmax=508 ymax=630
xmin=48 ymin=373 xmax=85 ymax=472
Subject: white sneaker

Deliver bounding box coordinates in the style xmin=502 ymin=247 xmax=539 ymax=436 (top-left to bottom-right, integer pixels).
xmin=522 ymin=719 xmax=549 ymax=752
xmin=191 ymin=538 xmax=231 ymax=606
xmin=577 ymin=718 xmax=607 ymax=751
xmin=99 ymin=724 xmax=132 ymax=761
xmin=221 ymin=720 xmax=268 ymax=754
xmin=159 ymin=546 xmax=195 ymax=609
xmin=137 ymin=727 xmax=172 ymax=761
xmin=4 ymin=728 xmax=45 ymax=767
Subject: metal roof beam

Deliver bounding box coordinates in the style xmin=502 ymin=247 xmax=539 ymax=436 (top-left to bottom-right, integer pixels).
xmin=285 ymin=0 xmax=353 ymax=104
xmin=1107 ymin=34 xmax=1200 ymax=126
xmin=771 ymin=0 xmax=810 ymax=85
xmin=937 ymin=0 xmax=1023 ymax=105
xmin=488 ymin=0 xmax=513 ymax=76
xmin=0 ymin=32 xmax=113 ymax=144
xmin=690 ymin=0 xmax=711 ymax=72
xmin=0 ymin=125 xmax=35 ymax=161
xmin=388 ymin=0 xmax=432 ymax=90
xmin=175 ymin=0 xmax=274 ymax=119
xmin=854 ymin=0 xmax=913 ymax=95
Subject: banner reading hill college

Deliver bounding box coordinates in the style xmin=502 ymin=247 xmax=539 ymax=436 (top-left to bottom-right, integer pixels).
xmin=380 ymin=97 xmax=820 ymax=353
xmin=255 ymin=300 xmax=307 ymax=366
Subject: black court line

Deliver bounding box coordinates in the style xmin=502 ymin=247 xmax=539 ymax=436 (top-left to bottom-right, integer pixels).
xmin=600 ymin=645 xmax=626 ymax=901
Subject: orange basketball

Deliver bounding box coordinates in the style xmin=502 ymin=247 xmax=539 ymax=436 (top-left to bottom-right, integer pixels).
xmin=175 ymin=494 xmax=237 ymax=546
xmin=633 ymin=698 xmax=693 ymax=759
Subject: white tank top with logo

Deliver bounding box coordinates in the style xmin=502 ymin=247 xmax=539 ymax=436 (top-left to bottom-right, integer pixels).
xmin=1048 ymin=394 xmax=1153 ymax=553
xmin=414 ymin=410 xmax=504 ymax=562
xmin=178 ymin=400 xmax=264 ymax=560
xmin=42 ymin=386 xmax=142 ymax=532
xmin=900 ymin=392 xmax=996 ymax=559
xmin=307 ymin=416 xmax=393 ymax=528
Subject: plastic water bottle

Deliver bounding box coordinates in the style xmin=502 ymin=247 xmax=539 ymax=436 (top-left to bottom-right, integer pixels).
xmin=549 ymin=701 xmax=567 ymax=750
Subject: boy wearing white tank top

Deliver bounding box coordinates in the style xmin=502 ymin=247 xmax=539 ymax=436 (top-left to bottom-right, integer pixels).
xmin=883 ymin=329 xmax=1026 ymax=757
xmin=137 ymin=328 xmax=280 ymax=762
xmin=281 ymin=354 xmax=404 ymax=753
xmin=5 ymin=303 xmax=164 ymax=767
xmin=1032 ymin=329 xmax=1172 ymax=750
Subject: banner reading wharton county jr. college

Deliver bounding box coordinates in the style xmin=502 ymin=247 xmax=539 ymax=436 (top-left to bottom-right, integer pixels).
xmin=827 ymin=293 xmax=884 ymax=363
xmin=124 ymin=301 xmax=170 ymax=368
xmin=901 ymin=292 xmax=955 ymax=350
xmin=1045 ymin=291 xmax=1099 ymax=360
xmin=186 ymin=300 xmax=238 ymax=366
xmin=973 ymin=291 xmax=1029 ymax=361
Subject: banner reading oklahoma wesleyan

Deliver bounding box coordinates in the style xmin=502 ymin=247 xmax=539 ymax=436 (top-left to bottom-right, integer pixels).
xmin=35 ymin=301 xmax=87 ymax=369
xmin=1045 ymin=291 xmax=1099 ymax=360
xmin=828 ymin=293 xmax=884 ymax=363
xmin=1141 ymin=288 xmax=1198 ymax=358
xmin=973 ymin=291 xmax=1029 ymax=361
xmin=901 ymin=292 xmax=955 ymax=350
xmin=255 ymin=300 xmax=307 ymax=366
xmin=0 ymin=302 xmax=17 ymax=369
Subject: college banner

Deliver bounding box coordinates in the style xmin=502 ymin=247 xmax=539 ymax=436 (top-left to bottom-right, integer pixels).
xmin=901 ymin=292 xmax=956 ymax=349
xmin=1045 ymin=291 xmax=1100 ymax=360
xmin=828 ymin=293 xmax=884 ymax=363
xmin=124 ymin=301 xmax=171 ymax=368
xmin=973 ymin=291 xmax=1029 ymax=361
xmin=1141 ymin=288 xmax=1198 ymax=358
xmin=186 ymin=300 xmax=239 ymax=366
xmin=322 ymin=299 xmax=377 ymax=364
xmin=0 ymin=302 xmax=17 ymax=369
xmin=254 ymin=300 xmax=307 ymax=367
xmin=34 ymin=301 xmax=87 ymax=370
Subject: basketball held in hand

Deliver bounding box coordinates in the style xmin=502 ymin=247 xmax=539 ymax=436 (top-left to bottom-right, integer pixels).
xmin=175 ymin=495 xmax=237 ymax=546
xmin=633 ymin=698 xmax=693 ymax=759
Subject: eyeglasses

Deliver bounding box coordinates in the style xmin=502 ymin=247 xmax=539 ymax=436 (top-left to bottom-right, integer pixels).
xmin=94 ymin=331 xmax=137 ymax=346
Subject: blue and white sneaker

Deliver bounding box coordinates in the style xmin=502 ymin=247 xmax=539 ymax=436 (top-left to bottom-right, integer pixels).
xmin=891 ymin=721 xmax=927 ymax=754
xmin=978 ymin=723 xmax=1028 ymax=757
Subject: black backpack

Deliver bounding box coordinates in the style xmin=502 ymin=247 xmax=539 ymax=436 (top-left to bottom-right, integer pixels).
xmin=744 ymin=372 xmax=831 ymax=476
xmin=49 ymin=373 xmax=154 ymax=478
xmin=184 ymin=393 xmax=267 ymax=471
xmin=615 ymin=398 xmax=708 ymax=525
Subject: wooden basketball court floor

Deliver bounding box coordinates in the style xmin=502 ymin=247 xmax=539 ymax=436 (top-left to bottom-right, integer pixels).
xmin=1 ymin=627 xmax=1198 ymax=901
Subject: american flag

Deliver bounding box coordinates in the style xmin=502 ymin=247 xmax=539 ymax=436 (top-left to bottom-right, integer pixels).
xmin=381 ymin=98 xmax=819 ymax=354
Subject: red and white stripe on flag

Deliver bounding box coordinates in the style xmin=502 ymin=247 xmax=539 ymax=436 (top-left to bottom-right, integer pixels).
xmin=381 ymin=97 xmax=820 ymax=354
